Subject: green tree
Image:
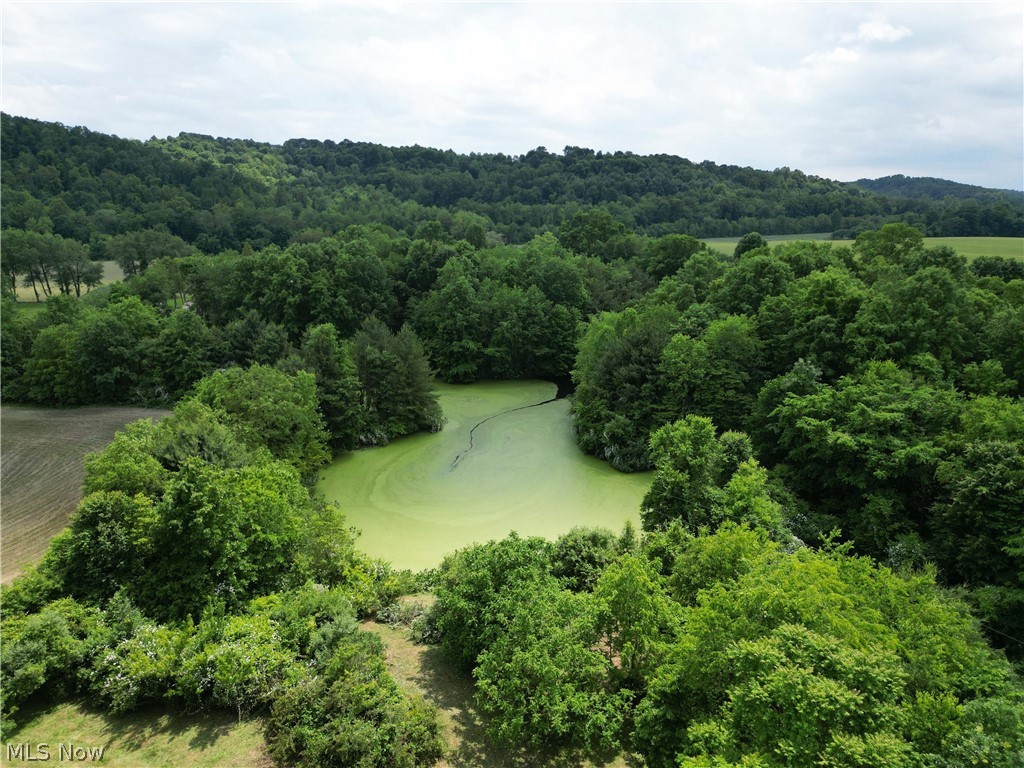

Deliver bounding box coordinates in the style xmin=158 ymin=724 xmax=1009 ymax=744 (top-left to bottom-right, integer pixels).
xmin=145 ymin=310 xmax=216 ymax=400
xmin=336 ymin=238 xmax=392 ymax=333
xmin=558 ymin=208 xmax=629 ymax=261
xmin=21 ymin=323 xmax=81 ymax=405
xmin=83 ymin=419 xmax=168 ymax=497
xmin=192 ymin=364 xmax=330 ymax=479
xmin=853 ymin=222 xmax=924 ymax=277
xmin=106 ymin=228 xmax=193 ymax=277
xmin=0 ymin=599 xmax=107 ymax=737
xmin=733 ymin=231 xmax=768 ymax=258
xmin=139 ymin=458 xmax=310 ymax=620
xmin=658 ymin=315 xmax=764 ymax=431
xmin=149 ymin=398 xmax=261 ymax=472
xmin=0 ymin=298 xmax=31 ymax=397
xmin=641 ymin=416 xmax=725 ymax=532
xmin=299 ymin=323 xmax=365 ymax=451
xmin=73 ymin=296 xmax=162 ymax=403
xmin=412 ymin=256 xmax=487 ymax=382
xmin=757 ymin=267 xmax=866 ymax=379
xmin=710 ymin=253 xmax=793 ymax=315
xmin=431 ymin=533 xmax=553 ymax=670
xmin=552 ymin=527 xmax=620 ymax=592
xmin=52 ymin=492 xmax=157 ymax=602
xmin=475 ymin=580 xmax=631 ymax=751
xmin=266 ymin=628 xmax=444 ymax=768
xmin=593 ymin=553 xmax=680 ymax=688
xmin=931 ymin=440 xmax=1024 ymax=656
xmin=572 ymin=304 xmax=678 ymax=470
xmin=845 ymin=267 xmax=974 ymax=372
xmin=351 ymin=318 xmax=444 ymax=443
xmin=634 ymin=538 xmax=1020 ymax=768
xmin=768 ymin=361 xmax=961 ymax=558
xmin=642 ymin=234 xmax=708 ymax=281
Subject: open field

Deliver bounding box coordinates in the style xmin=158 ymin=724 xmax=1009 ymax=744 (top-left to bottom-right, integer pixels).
xmin=704 ymin=234 xmax=1023 ymax=260
xmin=921 ymin=236 xmax=1024 ymax=260
xmin=1 ymin=406 xmax=167 ymax=584
xmin=11 ymin=259 xmax=124 ymax=304
xmin=364 ymin=617 xmax=629 ymax=768
xmin=7 ymin=700 xmax=272 ymax=768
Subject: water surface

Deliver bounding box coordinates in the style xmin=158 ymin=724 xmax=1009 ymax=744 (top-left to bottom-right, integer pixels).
xmin=318 ymin=381 xmax=651 ymax=571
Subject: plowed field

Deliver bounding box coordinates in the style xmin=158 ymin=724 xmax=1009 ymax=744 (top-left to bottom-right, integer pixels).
xmin=1 ymin=406 xmax=167 ymax=583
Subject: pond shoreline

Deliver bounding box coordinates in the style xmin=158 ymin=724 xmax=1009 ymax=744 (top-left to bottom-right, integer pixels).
xmin=318 ymin=380 xmax=650 ymax=571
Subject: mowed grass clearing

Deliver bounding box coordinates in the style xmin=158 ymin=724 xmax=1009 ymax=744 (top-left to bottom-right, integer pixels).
xmin=8 ymin=700 xmax=272 ymax=768
xmin=922 ymin=236 xmax=1024 ymax=260
xmin=704 ymin=234 xmax=1023 ymax=260
xmin=11 ymin=259 xmax=124 ymax=304
xmin=1 ymin=406 xmax=167 ymax=583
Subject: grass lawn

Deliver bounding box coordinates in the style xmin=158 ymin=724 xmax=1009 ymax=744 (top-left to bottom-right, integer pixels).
xmin=6 ymin=700 xmax=272 ymax=768
xmin=922 ymin=237 xmax=1024 ymax=260
xmin=364 ymin=615 xmax=631 ymax=768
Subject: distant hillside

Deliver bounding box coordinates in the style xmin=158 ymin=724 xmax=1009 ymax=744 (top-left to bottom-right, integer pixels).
xmin=853 ymin=174 xmax=1024 ymax=202
xmin=2 ymin=113 xmax=1021 ymax=253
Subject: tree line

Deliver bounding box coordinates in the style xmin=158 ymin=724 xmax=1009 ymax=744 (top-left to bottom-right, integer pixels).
xmin=3 ymin=113 xmax=1021 ymax=266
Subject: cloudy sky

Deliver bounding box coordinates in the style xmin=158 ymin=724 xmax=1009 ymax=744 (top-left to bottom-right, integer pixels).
xmin=3 ymin=1 xmax=1022 ymax=189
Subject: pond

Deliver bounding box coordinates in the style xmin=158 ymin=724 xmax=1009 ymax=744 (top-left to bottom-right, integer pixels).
xmin=317 ymin=380 xmax=651 ymax=571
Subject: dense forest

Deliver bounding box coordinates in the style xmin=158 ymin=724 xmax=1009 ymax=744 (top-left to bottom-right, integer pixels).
xmin=2 ymin=113 xmax=1023 ymax=766
xmin=2 ymin=114 xmax=1022 ymax=260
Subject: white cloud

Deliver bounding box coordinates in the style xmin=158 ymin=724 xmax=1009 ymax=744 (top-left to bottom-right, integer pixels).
xmin=846 ymin=19 xmax=912 ymax=44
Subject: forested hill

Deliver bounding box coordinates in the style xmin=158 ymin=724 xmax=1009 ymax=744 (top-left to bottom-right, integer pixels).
xmin=853 ymin=174 xmax=1024 ymax=204
xmin=3 ymin=113 xmax=1022 ymax=253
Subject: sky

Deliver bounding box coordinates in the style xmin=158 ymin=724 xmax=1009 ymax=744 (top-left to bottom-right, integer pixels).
xmin=2 ymin=1 xmax=1022 ymax=190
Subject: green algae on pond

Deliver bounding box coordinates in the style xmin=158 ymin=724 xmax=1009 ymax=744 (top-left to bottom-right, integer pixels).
xmin=318 ymin=381 xmax=651 ymax=571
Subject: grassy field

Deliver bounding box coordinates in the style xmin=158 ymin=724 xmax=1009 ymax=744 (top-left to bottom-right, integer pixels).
xmin=11 ymin=260 xmax=124 ymax=304
xmin=0 ymin=406 xmax=167 ymax=584
xmin=921 ymin=236 xmax=1024 ymax=260
xmin=364 ymin=615 xmax=629 ymax=768
xmin=704 ymin=234 xmax=1023 ymax=260
xmin=7 ymin=701 xmax=272 ymax=768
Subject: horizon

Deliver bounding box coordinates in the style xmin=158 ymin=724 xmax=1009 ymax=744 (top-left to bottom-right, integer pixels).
xmin=2 ymin=2 xmax=1021 ymax=191
xmin=6 ymin=110 xmax=1023 ymax=194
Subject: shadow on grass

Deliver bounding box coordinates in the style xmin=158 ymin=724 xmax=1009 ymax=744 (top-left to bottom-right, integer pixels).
xmin=95 ymin=703 xmax=240 ymax=752
xmin=414 ymin=645 xmax=625 ymax=768
xmin=15 ymin=696 xmax=256 ymax=756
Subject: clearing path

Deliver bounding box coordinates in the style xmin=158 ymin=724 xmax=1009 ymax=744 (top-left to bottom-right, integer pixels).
xmin=364 ymin=616 xmax=629 ymax=768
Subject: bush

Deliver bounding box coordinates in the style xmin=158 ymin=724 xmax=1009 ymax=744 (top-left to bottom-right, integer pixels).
xmin=0 ymin=599 xmax=107 ymax=737
xmin=266 ymin=630 xmax=444 ymax=767
xmin=90 ymin=622 xmax=188 ymax=713
xmin=431 ymin=533 xmax=553 ymax=670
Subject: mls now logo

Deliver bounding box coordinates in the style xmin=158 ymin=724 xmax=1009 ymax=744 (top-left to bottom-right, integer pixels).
xmin=6 ymin=743 xmax=106 ymax=762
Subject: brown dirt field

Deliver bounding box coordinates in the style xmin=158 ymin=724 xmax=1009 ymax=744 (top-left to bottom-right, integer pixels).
xmin=363 ymin=619 xmax=632 ymax=768
xmin=1 ymin=405 xmax=168 ymax=584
